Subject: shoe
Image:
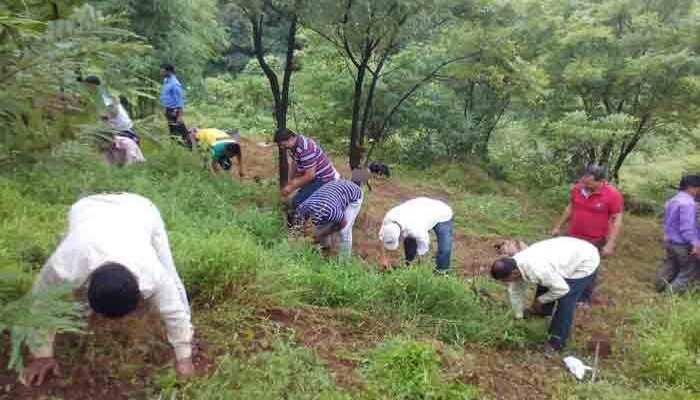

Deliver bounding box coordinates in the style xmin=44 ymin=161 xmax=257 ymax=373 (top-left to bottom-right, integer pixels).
xmin=576 ymin=302 xmax=592 ymax=311
xmin=544 ymin=343 xmax=560 ymax=359
xmin=434 ymin=269 xmax=450 ymax=276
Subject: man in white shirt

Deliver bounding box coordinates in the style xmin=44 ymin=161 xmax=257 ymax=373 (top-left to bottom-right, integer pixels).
xmin=490 ymin=237 xmax=600 ymax=352
xmin=379 ymin=197 xmax=454 ymax=273
xmin=22 ymin=193 xmax=194 ymax=386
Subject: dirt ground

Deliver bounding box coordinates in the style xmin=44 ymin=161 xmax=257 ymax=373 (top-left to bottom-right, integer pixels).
xmin=1 ymin=137 xmax=664 ymax=399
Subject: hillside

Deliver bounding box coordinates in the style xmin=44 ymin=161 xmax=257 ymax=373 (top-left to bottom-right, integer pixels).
xmin=1 ymin=135 xmax=696 ymax=400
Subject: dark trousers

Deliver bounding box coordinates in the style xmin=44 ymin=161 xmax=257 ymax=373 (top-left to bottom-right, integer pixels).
xmin=536 ymin=274 xmax=596 ymax=350
xmin=164 ymin=107 xmax=191 ymax=149
xmin=291 ymin=179 xmax=328 ymax=209
xmin=403 ymin=220 xmax=453 ymax=272
xmin=655 ymin=244 xmax=700 ymax=293
xmin=579 ymin=239 xmax=606 ymax=304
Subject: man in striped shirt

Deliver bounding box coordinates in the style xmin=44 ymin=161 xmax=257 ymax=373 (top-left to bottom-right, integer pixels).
xmin=295 ymin=180 xmax=364 ymax=257
xmin=275 ymin=128 xmax=339 ymax=209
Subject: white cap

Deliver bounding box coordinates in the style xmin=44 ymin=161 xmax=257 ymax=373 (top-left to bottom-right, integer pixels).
xmin=379 ymin=222 xmax=401 ymax=251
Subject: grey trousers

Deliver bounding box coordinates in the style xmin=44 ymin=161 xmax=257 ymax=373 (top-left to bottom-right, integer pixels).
xmin=655 ymin=244 xmax=700 ymax=293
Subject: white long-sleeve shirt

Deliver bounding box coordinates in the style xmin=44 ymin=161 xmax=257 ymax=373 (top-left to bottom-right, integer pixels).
xmin=31 ymin=193 xmax=193 ymax=360
xmin=379 ymin=197 xmax=453 ymax=256
xmin=508 ymin=237 xmax=600 ymax=318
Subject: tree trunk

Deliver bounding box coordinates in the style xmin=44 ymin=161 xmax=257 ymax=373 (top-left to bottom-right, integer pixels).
xmin=610 ymin=115 xmax=650 ymax=182
xmin=349 ymin=59 xmax=369 ymax=169
xmin=252 ymin=13 xmax=292 ymax=188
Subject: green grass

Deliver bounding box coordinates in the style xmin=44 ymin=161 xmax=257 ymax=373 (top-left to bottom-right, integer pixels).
xmin=2 ymin=138 xmax=700 ymax=399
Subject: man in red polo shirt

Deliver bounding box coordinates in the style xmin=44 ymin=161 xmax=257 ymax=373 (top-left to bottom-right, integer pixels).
xmin=551 ymin=165 xmax=624 ymax=307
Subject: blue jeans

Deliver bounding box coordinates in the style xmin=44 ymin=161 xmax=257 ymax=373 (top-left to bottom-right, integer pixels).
xmin=292 ymin=179 xmax=328 ymax=209
xmin=543 ymin=273 xmax=596 ymax=350
xmin=403 ymin=219 xmax=453 ymax=272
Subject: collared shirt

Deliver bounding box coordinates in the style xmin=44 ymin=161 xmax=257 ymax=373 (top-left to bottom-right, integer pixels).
xmin=663 ymin=191 xmax=700 ymax=246
xmin=379 ymin=197 xmax=453 ymax=256
xmin=508 ymin=237 xmax=600 ymax=318
xmin=160 ymin=75 xmax=185 ymax=109
xmin=568 ymin=182 xmax=623 ymax=242
xmin=289 ymin=135 xmax=338 ymax=183
xmin=31 ymin=193 xmax=192 ymax=360
xmin=296 ymin=180 xmax=363 ymax=226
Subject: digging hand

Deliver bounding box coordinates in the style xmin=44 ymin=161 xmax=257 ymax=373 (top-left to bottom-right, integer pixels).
xmin=22 ymin=357 xmax=60 ymax=387
xmin=176 ymin=357 xmax=195 ymax=379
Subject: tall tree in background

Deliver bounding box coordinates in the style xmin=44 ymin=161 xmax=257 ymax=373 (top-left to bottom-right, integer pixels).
xmin=309 ymin=0 xmax=478 ymax=168
xmin=530 ymin=0 xmax=700 ymax=181
xmin=227 ymin=0 xmax=305 ymax=187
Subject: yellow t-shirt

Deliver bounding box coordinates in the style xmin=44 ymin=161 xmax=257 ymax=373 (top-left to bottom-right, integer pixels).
xmin=196 ymin=128 xmax=230 ymax=147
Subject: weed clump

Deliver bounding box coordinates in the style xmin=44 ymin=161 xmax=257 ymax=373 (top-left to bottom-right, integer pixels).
xmin=363 ymin=338 xmax=478 ymax=399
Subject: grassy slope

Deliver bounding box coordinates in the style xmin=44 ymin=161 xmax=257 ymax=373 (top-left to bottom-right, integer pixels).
xmin=0 ymin=136 xmax=698 ymax=399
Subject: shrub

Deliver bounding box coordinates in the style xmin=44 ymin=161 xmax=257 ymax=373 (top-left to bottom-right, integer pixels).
xmin=167 ymin=340 xmax=351 ymax=400
xmin=363 ymin=338 xmax=478 ymax=400
xmin=636 ymin=296 xmax=700 ymax=391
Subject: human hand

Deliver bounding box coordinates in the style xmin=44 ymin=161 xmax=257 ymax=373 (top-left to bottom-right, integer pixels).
xmin=22 ymin=358 xmax=60 ymax=386
xmin=175 ymin=357 xmax=195 ymax=379
xmin=550 ymin=226 xmax=561 ymax=237
xmin=692 ymin=244 xmax=700 ymax=257
xmin=601 ymin=243 xmax=615 ymax=257
xmin=281 ymin=186 xmax=293 ymax=197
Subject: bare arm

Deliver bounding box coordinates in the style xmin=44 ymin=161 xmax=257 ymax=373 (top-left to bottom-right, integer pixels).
xmin=283 ymin=166 xmax=316 ymax=195
xmin=236 ymin=152 xmax=244 ymax=178
xmin=602 ymin=213 xmax=623 ymax=256
xmin=551 ymin=204 xmax=572 ymax=236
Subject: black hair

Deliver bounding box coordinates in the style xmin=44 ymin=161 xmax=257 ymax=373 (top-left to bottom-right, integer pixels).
xmin=224 ymin=142 xmax=241 ymax=157
xmin=582 ymin=164 xmax=608 ymax=181
xmin=160 ymin=63 xmax=175 ymax=73
xmin=274 ymin=128 xmax=297 ymax=143
xmin=88 ymin=262 xmax=140 ymax=318
xmin=84 ymin=75 xmax=101 ymax=86
xmin=679 ymin=174 xmax=700 ymax=190
xmin=491 ymin=257 xmax=518 ymax=280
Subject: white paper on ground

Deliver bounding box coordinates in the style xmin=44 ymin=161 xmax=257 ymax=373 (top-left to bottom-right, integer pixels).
xmin=563 ymin=356 xmax=593 ymax=380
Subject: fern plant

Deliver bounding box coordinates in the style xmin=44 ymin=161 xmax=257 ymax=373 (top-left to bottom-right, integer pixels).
xmin=0 ymin=284 xmax=85 ymax=373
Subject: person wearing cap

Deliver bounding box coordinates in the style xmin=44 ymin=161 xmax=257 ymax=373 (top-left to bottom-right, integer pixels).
xmin=378 ymin=197 xmax=454 ymax=274
xmin=551 ymin=164 xmax=624 ymax=307
xmin=491 ymin=237 xmax=600 ymax=353
xmin=655 ymin=175 xmax=700 ymax=293
xmin=294 ymin=179 xmax=364 ymax=257
xmin=189 ymin=128 xmax=244 ymax=180
xmin=22 ymin=193 xmax=194 ymax=386
xmin=274 ymin=128 xmax=339 ymax=209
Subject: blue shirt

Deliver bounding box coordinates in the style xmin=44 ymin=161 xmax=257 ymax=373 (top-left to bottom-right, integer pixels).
xmin=297 ymin=180 xmax=362 ymax=226
xmin=160 ymin=75 xmax=185 ymax=109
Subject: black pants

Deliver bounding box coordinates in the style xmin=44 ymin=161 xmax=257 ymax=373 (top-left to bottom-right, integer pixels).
xmin=164 ymin=107 xmax=191 ymax=149
xmin=535 ymin=274 xmax=596 ymax=349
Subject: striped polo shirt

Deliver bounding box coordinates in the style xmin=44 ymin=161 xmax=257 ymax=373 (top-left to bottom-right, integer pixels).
xmin=297 ymin=180 xmax=362 ymax=226
xmin=290 ymin=135 xmax=337 ymax=182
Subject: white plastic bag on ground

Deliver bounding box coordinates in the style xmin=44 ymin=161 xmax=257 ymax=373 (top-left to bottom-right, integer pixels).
xmin=563 ymin=356 xmax=593 ymax=380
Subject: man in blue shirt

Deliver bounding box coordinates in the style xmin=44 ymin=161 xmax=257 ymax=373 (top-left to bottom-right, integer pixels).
xmin=160 ymin=63 xmax=191 ymax=149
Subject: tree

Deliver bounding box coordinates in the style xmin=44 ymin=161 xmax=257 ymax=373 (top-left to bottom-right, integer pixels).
xmin=227 ymin=0 xmax=307 ymax=187
xmin=0 ymin=3 xmax=147 ymax=159
xmin=309 ymin=0 xmax=473 ymax=168
xmin=531 ymin=0 xmax=700 ymax=181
